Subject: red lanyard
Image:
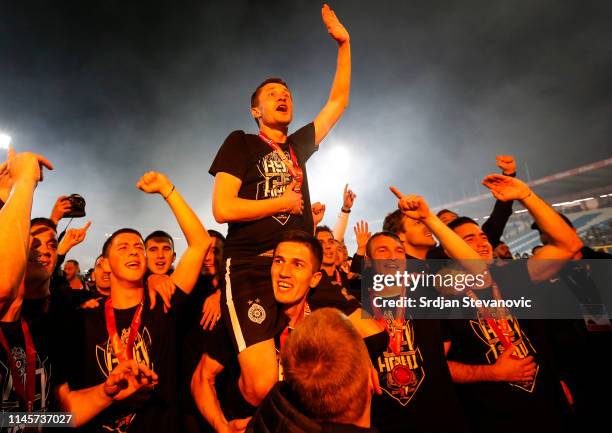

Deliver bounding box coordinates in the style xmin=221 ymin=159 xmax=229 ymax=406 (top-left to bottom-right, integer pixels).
xmin=105 ymin=298 xmax=144 ymax=363
xmin=370 ymin=293 xmax=406 ymax=356
xmin=0 ymin=319 xmax=37 ymax=411
xmin=466 ymin=289 xmax=513 ymax=350
xmin=258 ymin=132 xmax=303 ymax=192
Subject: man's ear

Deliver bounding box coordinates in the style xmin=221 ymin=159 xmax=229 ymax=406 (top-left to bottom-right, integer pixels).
xmin=250 ymin=107 xmax=261 ymax=123
xmin=101 ymin=257 xmax=111 ymax=273
xmin=309 ymin=271 xmax=322 ymax=288
xmin=172 ymin=252 xmax=176 ymax=264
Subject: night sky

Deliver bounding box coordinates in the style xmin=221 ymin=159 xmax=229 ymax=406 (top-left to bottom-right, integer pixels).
xmin=1 ymin=0 xmax=611 ymax=266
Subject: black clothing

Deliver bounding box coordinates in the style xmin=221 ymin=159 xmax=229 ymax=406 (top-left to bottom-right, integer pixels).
xmin=247 ymin=382 xmax=378 ymax=433
xmin=208 ymin=124 xmax=317 ymax=260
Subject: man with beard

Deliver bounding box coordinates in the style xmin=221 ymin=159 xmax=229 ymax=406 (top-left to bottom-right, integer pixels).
xmin=63 ymin=259 xmax=86 ymax=290
xmin=56 ymin=171 xmax=210 ymax=433
xmin=208 ymin=4 xmax=351 ymax=407
xmin=443 ymin=174 xmax=583 ymax=433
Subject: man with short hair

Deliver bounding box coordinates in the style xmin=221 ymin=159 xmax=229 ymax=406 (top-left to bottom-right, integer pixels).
xmin=208 ymin=4 xmax=352 ymax=407
xmin=443 ymin=174 xmax=583 ymax=433
xmin=63 ymin=259 xmax=85 ymax=290
xmin=248 ymin=308 xmax=378 ymax=433
xmin=56 ymin=171 xmax=210 ymax=432
xmin=145 ymin=230 xmax=176 ymax=275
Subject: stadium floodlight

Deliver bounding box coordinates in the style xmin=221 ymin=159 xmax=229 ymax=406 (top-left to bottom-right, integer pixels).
xmin=0 ymin=133 xmax=11 ymax=150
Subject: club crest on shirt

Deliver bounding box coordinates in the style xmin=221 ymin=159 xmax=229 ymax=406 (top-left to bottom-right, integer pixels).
xmin=376 ymin=318 xmax=425 ymax=406
xmin=96 ymin=327 xmax=153 ymax=377
xmin=470 ymin=314 xmax=539 ymax=393
xmin=256 ymin=150 xmax=293 ymax=225
xmin=247 ymin=299 xmax=266 ymax=325
xmin=0 ymin=351 xmax=50 ymax=414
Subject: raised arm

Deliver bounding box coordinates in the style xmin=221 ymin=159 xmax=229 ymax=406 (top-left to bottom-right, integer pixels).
xmin=389 ymin=187 xmax=487 ymax=275
xmin=212 ymin=172 xmax=302 ymax=223
xmin=332 ymin=183 xmax=356 ymax=242
xmin=313 ymin=4 xmax=351 ymax=145
xmin=482 ymin=174 xmax=583 ymax=282
xmin=0 ymin=149 xmax=53 ymax=304
xmin=482 ymin=156 xmax=516 ymax=248
xmin=137 ymin=172 xmax=210 ymax=294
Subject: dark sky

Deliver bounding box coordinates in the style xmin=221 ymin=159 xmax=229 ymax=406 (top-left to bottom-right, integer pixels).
xmin=1 ymin=0 xmax=611 ymax=266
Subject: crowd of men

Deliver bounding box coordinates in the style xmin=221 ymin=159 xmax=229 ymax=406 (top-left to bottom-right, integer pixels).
xmin=1 ymin=4 xmax=611 ymax=433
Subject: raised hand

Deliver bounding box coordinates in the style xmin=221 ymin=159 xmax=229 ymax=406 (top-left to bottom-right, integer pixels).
xmin=342 ymin=183 xmax=356 ymax=211
xmin=322 ymin=4 xmax=349 ymax=45
xmin=136 ymin=171 xmax=173 ymax=197
xmin=200 ymin=289 xmax=221 ymax=331
xmin=353 ymin=220 xmax=371 ymax=254
xmin=389 ymin=187 xmax=431 ymax=220
xmin=58 ymin=221 xmax=92 ymax=255
xmin=147 ymin=274 xmax=176 ymax=313
xmin=491 ymin=342 xmax=537 ymax=382
xmin=2 ymin=148 xmax=53 ymax=186
xmin=311 ymin=202 xmax=326 ymax=226
xmin=50 ymin=195 xmax=72 ymax=224
xmin=280 ymin=179 xmax=303 ymax=215
xmin=496 ymin=155 xmax=516 ymax=176
xmin=103 ymin=360 xmax=158 ymax=401
xmin=482 ymin=174 xmax=531 ymax=202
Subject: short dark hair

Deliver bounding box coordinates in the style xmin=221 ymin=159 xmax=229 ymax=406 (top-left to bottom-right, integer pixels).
xmin=447 ymin=216 xmax=480 ymax=232
xmin=207 ymin=229 xmax=226 ymax=243
xmin=436 ymin=208 xmax=457 ymax=218
xmin=144 ymin=230 xmax=174 ymax=249
xmin=102 ymin=228 xmax=144 ymax=257
xmin=366 ymin=231 xmax=403 ymax=257
xmin=65 ymin=259 xmax=79 ymax=267
xmin=275 ymin=230 xmax=323 ymax=271
xmin=382 ymin=209 xmax=405 ymax=235
xmin=315 ymin=225 xmax=334 ymax=238
xmin=30 ymin=217 xmax=57 ymax=233
xmin=250 ymin=77 xmax=289 ymax=108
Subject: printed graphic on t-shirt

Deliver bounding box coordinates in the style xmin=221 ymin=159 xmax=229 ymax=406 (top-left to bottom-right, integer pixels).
xmin=0 ymin=350 xmax=51 ymax=432
xmin=256 ymin=150 xmax=293 ymax=225
xmin=470 ymin=314 xmax=539 ymax=392
xmin=375 ymin=317 xmax=425 ymax=406
xmin=95 ymin=326 xmax=154 ymax=433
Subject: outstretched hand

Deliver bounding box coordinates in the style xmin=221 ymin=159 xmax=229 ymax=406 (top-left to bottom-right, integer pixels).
xmin=389 ymin=187 xmax=431 ymax=220
xmin=137 ymin=171 xmax=173 ymax=197
xmin=482 ymin=174 xmax=531 ymax=202
xmin=58 ymin=221 xmax=92 ymax=255
xmin=322 ymin=4 xmax=349 ymax=44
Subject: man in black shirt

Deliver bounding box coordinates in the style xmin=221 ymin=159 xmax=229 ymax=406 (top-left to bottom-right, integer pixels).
xmin=208 ymin=4 xmax=352 ymax=408
xmin=0 ymin=149 xmax=57 ymax=427
xmin=444 ymin=174 xmax=583 ymax=433
xmin=56 ymin=171 xmax=210 ymax=433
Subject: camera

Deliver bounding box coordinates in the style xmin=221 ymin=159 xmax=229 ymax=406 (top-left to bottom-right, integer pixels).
xmin=64 ymin=194 xmax=86 ymax=218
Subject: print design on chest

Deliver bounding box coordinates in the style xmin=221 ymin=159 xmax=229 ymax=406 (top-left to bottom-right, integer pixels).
xmin=256 ymin=150 xmax=293 ymax=225
xmin=0 ymin=351 xmax=50 ymax=412
xmin=376 ymin=318 xmax=425 ymax=406
xmin=470 ymin=315 xmax=539 ymax=392
xmin=96 ymin=326 xmax=153 ymax=377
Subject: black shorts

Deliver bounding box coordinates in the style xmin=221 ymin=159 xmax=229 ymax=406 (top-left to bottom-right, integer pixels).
xmin=221 ymin=256 xmax=287 ymax=353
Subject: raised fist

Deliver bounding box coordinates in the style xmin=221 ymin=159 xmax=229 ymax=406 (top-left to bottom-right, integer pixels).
xmin=311 ymin=202 xmax=326 ymax=226
xmin=137 ymin=171 xmax=173 ymax=197
xmin=496 ymin=155 xmax=516 ymax=176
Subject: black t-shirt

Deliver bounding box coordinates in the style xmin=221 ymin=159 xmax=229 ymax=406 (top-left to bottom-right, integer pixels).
xmin=369 ymin=317 xmax=469 ymax=433
xmin=57 ymin=290 xmax=188 ymax=433
xmin=0 ymin=317 xmax=58 ymax=430
xmin=308 ymin=270 xmax=361 ymax=317
xmin=446 ymin=260 xmax=568 ymax=433
xmin=208 ymin=124 xmax=317 ymax=259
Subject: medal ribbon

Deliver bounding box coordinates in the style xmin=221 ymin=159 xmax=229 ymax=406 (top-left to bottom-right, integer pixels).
xmin=259 ymin=132 xmax=303 ymax=192
xmin=0 ymin=319 xmax=37 ymax=411
xmin=105 ymin=298 xmax=144 ymax=363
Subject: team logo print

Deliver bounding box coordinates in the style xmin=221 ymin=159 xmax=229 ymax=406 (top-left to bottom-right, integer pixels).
xmin=376 ymin=318 xmax=425 ymax=406
xmin=248 ymin=299 xmax=266 ymax=324
xmin=96 ymin=327 xmax=153 ymax=377
xmin=470 ymin=313 xmax=539 ymax=393
xmin=256 ymin=151 xmax=293 ymax=225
